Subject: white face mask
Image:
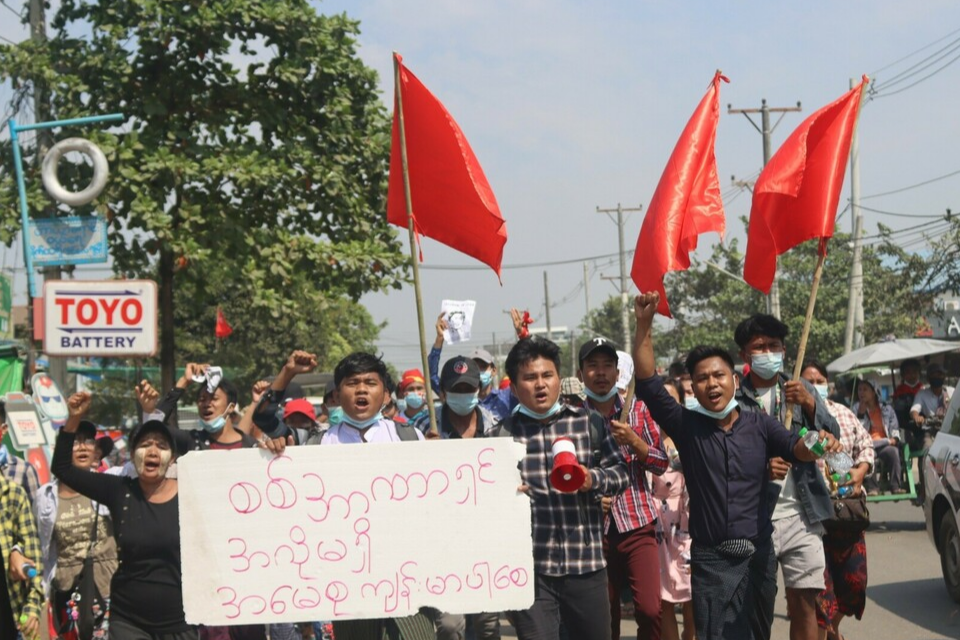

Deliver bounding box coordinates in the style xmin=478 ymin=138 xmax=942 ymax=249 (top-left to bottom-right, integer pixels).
xmin=133 ymin=447 xmax=173 ymax=477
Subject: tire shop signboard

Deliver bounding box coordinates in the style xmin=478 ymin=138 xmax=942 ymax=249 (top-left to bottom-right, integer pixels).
xmin=43 ymin=280 xmax=158 ymax=356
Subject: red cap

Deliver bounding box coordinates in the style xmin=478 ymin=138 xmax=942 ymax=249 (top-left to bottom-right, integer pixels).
xmin=499 ymin=376 xmax=511 ymax=390
xmin=397 ymin=369 xmax=425 ymax=394
xmin=283 ymin=398 xmax=317 ymax=423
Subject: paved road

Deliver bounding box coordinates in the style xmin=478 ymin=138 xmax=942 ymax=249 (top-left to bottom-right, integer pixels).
xmin=501 ymin=501 xmax=960 ymax=640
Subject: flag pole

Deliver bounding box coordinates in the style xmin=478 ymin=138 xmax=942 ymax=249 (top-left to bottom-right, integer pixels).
xmin=394 ymin=52 xmax=439 ymax=436
xmin=783 ymin=247 xmax=827 ymax=427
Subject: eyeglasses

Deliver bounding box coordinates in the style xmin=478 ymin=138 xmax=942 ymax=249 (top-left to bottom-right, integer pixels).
xmin=73 ymin=438 xmax=96 ymax=449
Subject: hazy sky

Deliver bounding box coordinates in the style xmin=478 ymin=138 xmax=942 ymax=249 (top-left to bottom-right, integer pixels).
xmin=3 ymin=2 xmax=959 ymax=372
xmin=316 ymin=0 xmax=960 ymax=370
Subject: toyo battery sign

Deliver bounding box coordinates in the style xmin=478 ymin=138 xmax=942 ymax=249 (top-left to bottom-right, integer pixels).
xmin=43 ymin=280 xmax=158 ymax=356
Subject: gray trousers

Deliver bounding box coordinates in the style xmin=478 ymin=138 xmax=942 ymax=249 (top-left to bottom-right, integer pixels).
xmin=433 ymin=611 xmax=501 ymax=640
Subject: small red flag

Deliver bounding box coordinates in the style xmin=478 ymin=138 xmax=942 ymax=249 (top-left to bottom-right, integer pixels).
xmin=743 ymin=77 xmax=868 ymax=293
xmin=387 ymin=53 xmax=507 ymax=278
xmin=631 ymin=71 xmax=728 ymax=317
xmin=215 ymin=306 xmax=233 ymax=339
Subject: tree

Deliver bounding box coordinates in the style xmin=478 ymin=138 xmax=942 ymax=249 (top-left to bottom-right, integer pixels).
xmin=581 ymin=296 xmax=636 ymax=347
xmin=658 ymin=229 xmax=927 ymax=366
xmin=0 ymin=0 xmax=408 ymax=392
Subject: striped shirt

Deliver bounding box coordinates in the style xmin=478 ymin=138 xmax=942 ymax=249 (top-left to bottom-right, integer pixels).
xmin=488 ymin=404 xmax=630 ymax=576
xmin=580 ymin=396 xmax=668 ymax=534
xmin=1 ymin=449 xmax=40 ymax=506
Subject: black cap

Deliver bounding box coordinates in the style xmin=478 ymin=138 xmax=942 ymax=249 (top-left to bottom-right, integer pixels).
xmin=129 ymin=420 xmax=190 ymax=457
xmin=75 ymin=420 xmax=97 ymax=440
xmin=95 ymin=435 xmax=115 ymax=458
xmin=440 ymin=356 xmax=481 ymax=391
xmin=578 ymin=337 xmax=620 ymax=368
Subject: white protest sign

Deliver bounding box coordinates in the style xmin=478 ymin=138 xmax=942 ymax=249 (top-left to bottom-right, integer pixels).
xmin=441 ymin=299 xmax=476 ymax=344
xmin=43 ymin=280 xmax=158 ymax=357
xmin=616 ymin=350 xmax=634 ymax=391
xmin=178 ymin=438 xmax=533 ymax=625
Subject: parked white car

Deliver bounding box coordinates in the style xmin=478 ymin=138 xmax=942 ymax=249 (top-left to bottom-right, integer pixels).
xmin=923 ymin=397 xmax=960 ymax=603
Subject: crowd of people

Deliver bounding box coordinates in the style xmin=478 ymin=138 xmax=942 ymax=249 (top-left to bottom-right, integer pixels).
xmin=0 ymin=298 xmax=953 ymax=640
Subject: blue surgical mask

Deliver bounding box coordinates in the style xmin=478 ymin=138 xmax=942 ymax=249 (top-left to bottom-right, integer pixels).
xmin=200 ymin=406 xmax=233 ymax=433
xmin=513 ymin=399 xmax=563 ymax=421
xmin=446 ymin=391 xmax=480 ymax=416
xmin=340 ymin=412 xmax=383 ymax=430
xmin=692 ymin=395 xmax=739 ymax=420
xmin=584 ymin=386 xmax=618 ymax=403
xmin=479 ymin=372 xmax=493 ymax=388
xmin=684 ymin=397 xmax=700 ymax=410
xmin=814 ymin=384 xmax=829 ymax=400
xmin=404 ymin=392 xmax=425 ymax=410
xmin=328 ymin=407 xmax=344 ymax=426
xmin=751 ymin=352 xmax=784 ymax=380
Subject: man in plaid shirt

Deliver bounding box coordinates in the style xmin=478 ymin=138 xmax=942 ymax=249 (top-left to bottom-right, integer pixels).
xmin=0 ymin=473 xmax=43 ymax=639
xmin=577 ymin=338 xmax=668 ymax=640
xmin=492 ymin=336 xmax=629 ymax=640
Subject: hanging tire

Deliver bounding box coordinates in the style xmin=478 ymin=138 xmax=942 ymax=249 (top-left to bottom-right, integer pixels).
xmin=40 ymin=137 xmax=109 ymax=207
xmin=939 ymin=512 xmax=960 ymax=603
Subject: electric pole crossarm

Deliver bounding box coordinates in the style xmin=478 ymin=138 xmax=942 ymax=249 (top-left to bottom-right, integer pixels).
xmin=595 ymin=203 xmax=642 ymax=351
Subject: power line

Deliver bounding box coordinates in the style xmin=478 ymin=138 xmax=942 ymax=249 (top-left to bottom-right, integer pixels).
xmin=872 ymin=35 xmax=960 ymax=91
xmin=870 ymin=26 xmax=960 ymax=75
xmin=857 ymin=204 xmax=948 ymax=219
xmin=419 ymin=249 xmax=635 ymax=271
xmin=861 ymin=168 xmax=960 ymax=200
xmin=871 ymin=49 xmax=960 ymax=98
xmin=0 ymin=0 xmax=21 ymax=18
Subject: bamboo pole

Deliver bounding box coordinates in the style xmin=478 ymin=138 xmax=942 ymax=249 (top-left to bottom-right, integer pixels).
xmin=784 ymin=248 xmax=828 ymax=427
xmin=394 ymin=53 xmax=438 ymax=435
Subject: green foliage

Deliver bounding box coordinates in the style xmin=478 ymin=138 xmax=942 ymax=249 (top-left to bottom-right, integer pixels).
xmin=658 ymin=230 xmax=927 ymax=366
xmin=580 ymin=296 xmax=635 ymax=348
xmin=0 ymin=0 xmax=409 ymax=385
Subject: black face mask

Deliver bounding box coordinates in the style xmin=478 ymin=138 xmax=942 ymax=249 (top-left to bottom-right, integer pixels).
xmin=929 ymin=377 xmax=945 ymax=388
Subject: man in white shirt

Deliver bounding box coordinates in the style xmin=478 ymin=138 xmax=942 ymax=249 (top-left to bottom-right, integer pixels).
xmin=911 ymin=363 xmax=954 ymax=427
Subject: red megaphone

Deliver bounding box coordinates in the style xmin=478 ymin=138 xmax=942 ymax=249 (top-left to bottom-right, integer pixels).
xmin=550 ymin=437 xmax=585 ymax=492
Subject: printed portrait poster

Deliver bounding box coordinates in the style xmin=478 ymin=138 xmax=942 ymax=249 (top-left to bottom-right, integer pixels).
xmin=441 ymin=300 xmax=476 ymax=345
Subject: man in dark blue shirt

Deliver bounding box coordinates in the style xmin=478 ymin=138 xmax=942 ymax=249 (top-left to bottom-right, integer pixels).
xmin=631 ymin=292 xmax=840 ymax=640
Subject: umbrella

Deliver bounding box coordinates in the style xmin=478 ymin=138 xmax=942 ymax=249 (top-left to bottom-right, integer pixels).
xmin=826 ymin=338 xmax=960 ymax=374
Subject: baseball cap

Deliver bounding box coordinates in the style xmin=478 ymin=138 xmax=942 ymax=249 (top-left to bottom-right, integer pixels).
xmin=283 ymin=398 xmax=317 ymax=424
xmin=470 ymin=348 xmax=495 ymax=365
xmin=397 ymin=369 xmax=426 ymax=394
xmin=323 ymin=380 xmax=337 ymax=400
xmin=75 ymin=420 xmax=97 ymax=440
xmin=578 ymin=337 xmax=620 ymax=368
xmin=560 ymin=377 xmax=585 ymax=398
xmin=440 ymin=356 xmax=481 ymax=391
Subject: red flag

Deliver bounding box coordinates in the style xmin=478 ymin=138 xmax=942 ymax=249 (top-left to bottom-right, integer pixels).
xmin=743 ymin=77 xmax=868 ymax=293
xmin=387 ymin=53 xmax=507 ymax=278
xmin=631 ymin=71 xmax=728 ymax=317
xmin=215 ymin=306 xmax=233 ymax=339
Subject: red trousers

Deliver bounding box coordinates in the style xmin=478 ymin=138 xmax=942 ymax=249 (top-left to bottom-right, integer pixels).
xmin=604 ymin=521 xmax=662 ymax=640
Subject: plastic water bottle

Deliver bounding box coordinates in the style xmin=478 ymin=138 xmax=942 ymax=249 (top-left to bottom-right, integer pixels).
xmin=799 ymin=427 xmax=825 ymax=457
xmin=22 ymin=562 xmax=37 ymax=579
xmin=831 ymin=472 xmax=854 ymax=497
xmin=824 ymin=450 xmax=854 ymax=476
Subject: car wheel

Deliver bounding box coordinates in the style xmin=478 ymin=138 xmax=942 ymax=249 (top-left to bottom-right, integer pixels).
xmin=939 ymin=513 xmax=960 ymax=603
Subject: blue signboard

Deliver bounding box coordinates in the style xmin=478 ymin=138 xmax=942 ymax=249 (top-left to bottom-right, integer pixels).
xmin=28 ymin=215 xmax=109 ymax=267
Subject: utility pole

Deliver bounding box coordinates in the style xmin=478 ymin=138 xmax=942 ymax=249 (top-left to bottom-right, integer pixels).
xmin=543 ymin=270 xmax=552 ymax=339
xmin=28 ymin=0 xmax=72 ymax=392
xmin=843 ymin=78 xmax=864 ymax=353
xmin=728 ymin=99 xmax=802 ymax=319
xmin=596 ymin=203 xmax=642 ymax=351
xmin=583 ymin=261 xmax=590 ymax=321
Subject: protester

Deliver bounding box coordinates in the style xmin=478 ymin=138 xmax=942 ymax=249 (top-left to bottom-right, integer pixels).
xmin=283 ymin=397 xmax=325 ymax=446
xmin=852 ymin=378 xmax=903 ymax=495
xmin=910 ymin=363 xmax=954 ymax=430
xmin=0 ymin=403 xmax=41 ymax=505
xmin=394 ymin=368 xmax=429 ymax=426
xmin=489 ymin=335 xmax=629 ymax=640
xmin=559 ymin=377 xmax=586 ymax=405
xmin=321 ymin=380 xmax=342 ymax=426
xmin=37 ymin=419 xmax=118 ymax=640
xmin=95 ymin=436 xmax=115 ymax=472
xmin=415 ymin=356 xmax=500 ymax=639
xmin=733 ymin=313 xmax=841 ymax=640
xmin=577 ymin=337 xmax=667 ymax=640
xmin=428 ymin=312 xmax=512 ymax=421
xmin=893 ymin=358 xmax=923 ymax=399
xmin=799 ymin=359 xmax=875 ymax=640
xmin=1 ymin=471 xmax=43 ymax=640
xmin=632 ymin=292 xmax=839 ymax=640
xmin=254 ymin=351 xmax=434 ymax=640
xmin=54 ymin=392 xmax=196 ymax=639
